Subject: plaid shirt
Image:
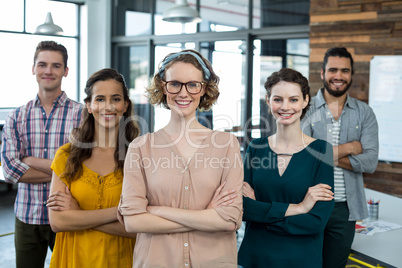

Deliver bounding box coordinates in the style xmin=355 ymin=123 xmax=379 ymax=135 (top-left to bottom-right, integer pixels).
xmin=1 ymin=91 xmax=82 ymax=225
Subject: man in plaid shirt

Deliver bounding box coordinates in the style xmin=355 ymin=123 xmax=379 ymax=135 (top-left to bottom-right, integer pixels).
xmin=1 ymin=41 xmax=82 ymax=268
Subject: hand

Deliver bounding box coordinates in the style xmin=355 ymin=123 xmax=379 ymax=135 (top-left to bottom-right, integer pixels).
xmin=207 ymin=181 xmax=237 ymax=209
xmin=242 ymin=182 xmax=255 ymax=200
xmin=47 ymin=186 xmax=81 ymax=211
xmin=298 ymin=183 xmax=333 ymax=213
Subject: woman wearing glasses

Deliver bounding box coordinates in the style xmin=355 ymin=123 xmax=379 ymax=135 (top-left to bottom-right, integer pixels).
xmin=118 ymin=50 xmax=243 ymax=267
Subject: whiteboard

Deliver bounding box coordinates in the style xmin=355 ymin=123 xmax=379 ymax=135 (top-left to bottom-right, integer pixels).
xmin=369 ymin=56 xmax=402 ymax=163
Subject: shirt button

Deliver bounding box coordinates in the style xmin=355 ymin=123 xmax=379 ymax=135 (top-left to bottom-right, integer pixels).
xmin=184 ymin=243 xmax=188 ymax=247
xmin=311 ymin=123 xmax=314 ymax=127
xmin=184 ymin=186 xmax=189 ymax=190
xmin=185 ymin=262 xmax=189 ymax=266
xmin=184 ymin=205 xmax=188 ymax=209
xmin=356 ymin=126 xmax=359 ymax=129
xmin=45 ymin=130 xmax=48 ymax=133
xmin=43 ymin=201 xmax=47 ymax=205
xmin=43 ymin=184 xmax=46 ymax=187
xmin=44 ymin=148 xmax=47 ymax=151
xmin=329 ymin=129 xmax=332 ymax=133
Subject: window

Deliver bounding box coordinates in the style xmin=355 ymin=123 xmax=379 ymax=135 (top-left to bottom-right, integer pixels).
xmin=112 ymin=0 xmax=310 ymax=141
xmin=0 ymin=0 xmax=80 ymax=108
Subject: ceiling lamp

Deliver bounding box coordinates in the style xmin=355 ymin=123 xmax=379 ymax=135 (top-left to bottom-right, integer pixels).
xmin=35 ymin=12 xmax=64 ymax=35
xmin=162 ymin=0 xmax=202 ymax=23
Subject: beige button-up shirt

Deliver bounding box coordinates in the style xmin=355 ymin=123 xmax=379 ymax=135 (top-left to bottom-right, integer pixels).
xmin=119 ymin=129 xmax=243 ymax=268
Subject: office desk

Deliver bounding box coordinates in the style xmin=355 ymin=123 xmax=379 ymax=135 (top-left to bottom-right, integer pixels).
xmin=351 ymin=188 xmax=402 ymax=268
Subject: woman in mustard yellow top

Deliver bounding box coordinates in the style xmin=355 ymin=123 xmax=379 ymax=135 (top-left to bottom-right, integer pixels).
xmin=46 ymin=68 xmax=140 ymax=268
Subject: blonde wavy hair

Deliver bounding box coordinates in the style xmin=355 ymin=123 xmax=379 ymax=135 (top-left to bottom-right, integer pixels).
xmin=146 ymin=49 xmax=220 ymax=111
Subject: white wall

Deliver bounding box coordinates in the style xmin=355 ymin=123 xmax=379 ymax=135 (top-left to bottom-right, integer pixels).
xmin=79 ymin=0 xmax=112 ymax=101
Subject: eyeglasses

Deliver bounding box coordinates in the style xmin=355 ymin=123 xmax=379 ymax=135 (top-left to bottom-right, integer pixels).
xmin=164 ymin=81 xmax=205 ymax=95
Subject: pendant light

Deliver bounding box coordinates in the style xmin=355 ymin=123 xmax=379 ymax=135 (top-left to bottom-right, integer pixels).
xmin=34 ymin=12 xmax=64 ymax=35
xmin=162 ymin=0 xmax=202 ymax=23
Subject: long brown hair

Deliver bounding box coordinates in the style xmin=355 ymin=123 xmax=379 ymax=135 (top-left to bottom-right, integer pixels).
xmin=62 ymin=68 xmax=140 ymax=183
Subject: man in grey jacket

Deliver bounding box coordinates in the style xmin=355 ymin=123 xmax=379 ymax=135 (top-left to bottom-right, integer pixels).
xmin=302 ymin=47 xmax=379 ymax=268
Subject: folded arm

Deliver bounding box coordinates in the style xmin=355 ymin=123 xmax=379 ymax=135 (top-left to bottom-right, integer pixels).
xmin=92 ymin=221 xmax=137 ymax=238
xmin=333 ymin=141 xmax=361 ymax=170
xmin=48 ymin=172 xmax=118 ymax=233
xmin=243 ymin=141 xmax=334 ymax=235
xmin=22 ymin=157 xmax=53 ymax=175
xmin=19 ymin=157 xmax=53 ymax=183
xmin=148 ymin=206 xmax=235 ymax=232
xmin=1 ymin=116 xmax=52 ymax=184
xmin=336 ymin=109 xmax=379 ymax=172
xmin=122 ymin=213 xmax=193 ymax=234
xmin=123 ymin=181 xmax=238 ymax=234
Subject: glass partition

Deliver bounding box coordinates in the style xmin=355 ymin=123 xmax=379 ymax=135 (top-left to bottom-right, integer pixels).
xmin=199 ymin=40 xmax=246 ymax=148
xmin=251 ymin=38 xmax=309 ymax=139
xmin=26 ymin=0 xmax=78 ymax=36
xmin=125 ymin=11 xmax=152 ymax=36
xmin=0 ymin=0 xmax=24 ymax=32
xmin=155 ymin=0 xmax=197 ymax=35
xmin=0 ymin=0 xmax=80 ymax=108
xmin=116 ymin=45 xmax=152 ymax=135
xmin=257 ymin=0 xmax=309 ymax=28
xmin=199 ymin=0 xmax=248 ymax=32
xmin=0 ymin=33 xmax=78 ymax=107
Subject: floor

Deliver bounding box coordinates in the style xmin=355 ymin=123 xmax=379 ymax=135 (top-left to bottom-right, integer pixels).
xmin=0 ymin=184 xmax=51 ymax=268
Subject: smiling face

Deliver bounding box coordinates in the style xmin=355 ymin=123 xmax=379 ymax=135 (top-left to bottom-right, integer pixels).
xmin=86 ymin=79 xmax=128 ymax=131
xmin=267 ymin=81 xmax=308 ymax=126
xmin=321 ymin=56 xmax=352 ymax=97
xmin=32 ymin=50 xmax=68 ymax=93
xmin=163 ymin=61 xmax=205 ymax=119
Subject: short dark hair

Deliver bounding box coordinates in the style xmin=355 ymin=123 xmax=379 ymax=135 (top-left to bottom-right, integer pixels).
xmin=264 ymin=68 xmax=311 ymax=120
xmin=33 ymin=41 xmax=68 ymax=69
xmin=322 ymin=47 xmax=354 ymax=75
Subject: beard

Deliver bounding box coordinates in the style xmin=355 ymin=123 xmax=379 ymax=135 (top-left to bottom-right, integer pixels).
xmin=323 ymin=79 xmax=352 ymax=97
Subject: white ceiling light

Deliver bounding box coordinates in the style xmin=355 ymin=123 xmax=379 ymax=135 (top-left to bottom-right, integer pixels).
xmin=35 ymin=12 xmax=64 ymax=35
xmin=162 ymin=0 xmax=202 ymax=23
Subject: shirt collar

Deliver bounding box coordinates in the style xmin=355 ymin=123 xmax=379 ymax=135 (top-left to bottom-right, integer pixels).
xmin=34 ymin=91 xmax=68 ymax=107
xmin=316 ymin=88 xmax=356 ymax=110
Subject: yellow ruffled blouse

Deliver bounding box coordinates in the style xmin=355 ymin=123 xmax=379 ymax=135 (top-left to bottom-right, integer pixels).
xmin=50 ymin=143 xmax=135 ymax=268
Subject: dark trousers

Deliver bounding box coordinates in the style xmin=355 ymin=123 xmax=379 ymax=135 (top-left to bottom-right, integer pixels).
xmin=323 ymin=202 xmax=356 ymax=268
xmin=15 ymin=217 xmax=56 ymax=268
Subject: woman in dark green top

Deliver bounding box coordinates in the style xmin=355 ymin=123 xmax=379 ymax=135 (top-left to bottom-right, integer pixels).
xmin=238 ymin=68 xmax=335 ymax=268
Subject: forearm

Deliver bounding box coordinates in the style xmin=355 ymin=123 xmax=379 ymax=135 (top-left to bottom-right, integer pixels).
xmin=19 ymin=168 xmax=52 ymax=183
xmin=336 ymin=156 xmax=353 ymax=171
xmin=49 ymin=207 xmax=118 ymax=232
xmin=334 ymin=141 xmax=362 ymax=161
xmin=151 ymin=206 xmax=235 ymax=232
xmin=22 ymin=157 xmax=52 ymax=175
xmin=123 ymin=213 xmax=193 ymax=234
xmin=93 ymin=221 xmax=137 ymax=238
xmin=285 ymin=204 xmax=307 ymax=217
xmin=333 ymin=144 xmax=352 ymax=161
